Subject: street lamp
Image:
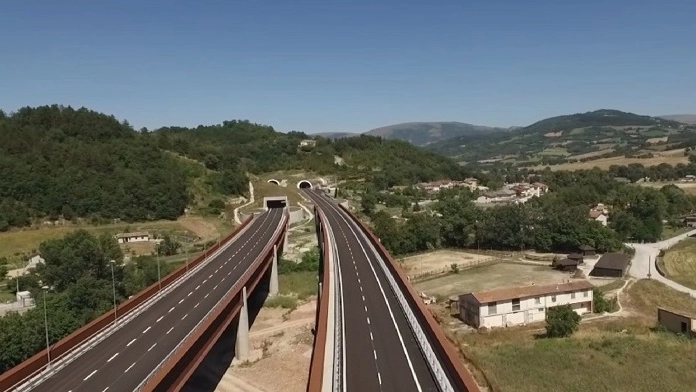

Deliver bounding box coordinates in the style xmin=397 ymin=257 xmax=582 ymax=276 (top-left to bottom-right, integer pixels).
xmin=41 ymin=285 xmax=51 ymax=369
xmin=110 ymin=260 xmax=117 ymax=321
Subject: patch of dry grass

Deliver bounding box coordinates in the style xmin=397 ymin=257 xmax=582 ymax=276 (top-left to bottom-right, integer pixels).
xmin=661 ymin=238 xmax=696 ymax=290
xmin=531 ymin=154 xmax=688 ymax=171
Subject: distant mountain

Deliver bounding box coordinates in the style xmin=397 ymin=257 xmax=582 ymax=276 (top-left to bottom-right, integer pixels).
xmin=660 ymin=114 xmax=696 ymax=125
xmin=427 ymin=109 xmax=695 ymax=165
xmin=365 ymin=121 xmax=509 ymax=146
xmin=313 ymin=132 xmax=357 ymax=139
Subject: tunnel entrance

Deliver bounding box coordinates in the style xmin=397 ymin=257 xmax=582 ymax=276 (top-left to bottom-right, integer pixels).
xmin=267 ymin=179 xmax=280 ymax=185
xmin=264 ymin=196 xmax=288 ymax=209
xmin=297 ymin=180 xmax=312 ymax=189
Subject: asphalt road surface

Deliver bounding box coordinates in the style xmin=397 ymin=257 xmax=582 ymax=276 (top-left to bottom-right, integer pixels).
xmin=306 ymin=190 xmax=440 ymax=392
xmin=27 ymin=208 xmax=284 ymax=392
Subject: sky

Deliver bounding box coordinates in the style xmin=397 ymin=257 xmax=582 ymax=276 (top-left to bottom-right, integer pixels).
xmin=1 ymin=0 xmax=694 ymax=133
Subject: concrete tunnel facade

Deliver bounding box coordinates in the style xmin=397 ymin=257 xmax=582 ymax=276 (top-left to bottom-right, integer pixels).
xmin=297 ymin=180 xmax=313 ymax=189
xmin=267 ymin=179 xmax=280 ymax=185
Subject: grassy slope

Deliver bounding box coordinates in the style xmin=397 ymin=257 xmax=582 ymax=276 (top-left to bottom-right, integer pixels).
xmin=662 ymin=237 xmax=696 ymax=289
xmin=457 ymin=280 xmax=696 ymax=392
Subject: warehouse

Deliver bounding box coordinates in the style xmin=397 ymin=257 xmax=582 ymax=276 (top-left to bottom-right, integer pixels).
xmin=589 ymin=253 xmax=631 ymax=277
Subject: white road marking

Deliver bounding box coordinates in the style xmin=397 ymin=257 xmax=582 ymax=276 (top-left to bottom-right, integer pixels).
xmin=205 ymin=293 xmax=210 ymax=298
xmin=156 ymin=316 xmax=163 ymax=322
xmin=194 ymin=302 xmax=199 ymax=308
xmin=107 ymin=353 xmax=119 ymax=363
xmin=166 ymin=327 xmax=174 ymax=334
xmin=209 ymin=274 xmax=213 ymax=279
xmin=143 ymin=326 xmax=151 ymax=333
xmin=188 ymin=291 xmax=192 ymax=297
xmin=102 ymin=387 xmax=110 ymax=392
xmin=196 ymin=285 xmax=200 ymax=290
xmin=214 ymin=284 xmax=219 ymax=290
xmin=148 ymin=343 xmax=157 ymax=351
xmin=378 ymin=373 xmax=382 ymax=385
xmin=367 ymin=317 xmax=370 ymax=324
xmin=370 ymin=332 xmax=374 ymax=340
xmin=169 ymin=307 xmax=175 ymax=313
xmin=227 ymin=271 xmax=231 ymax=276
xmin=364 ymin=305 xmax=368 ymax=312
xmin=126 ymin=338 xmax=136 ymax=347
xmin=203 ymin=279 xmax=208 ymax=283
xmin=182 ymin=314 xmax=188 ymax=320
xmin=84 ymin=370 xmax=97 ymax=381
xmin=125 ymin=363 xmax=136 ymax=373
xmin=179 ymin=299 xmax=184 ymax=304
xmin=373 ymin=350 xmax=378 ymax=360
xmin=221 ymin=277 xmax=225 ymax=282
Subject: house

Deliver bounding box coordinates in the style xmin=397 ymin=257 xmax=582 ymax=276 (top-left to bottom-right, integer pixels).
xmin=657 ymin=308 xmax=696 ymax=337
xmin=298 ymin=139 xmax=316 ymax=148
xmin=589 ymin=210 xmax=608 ymax=226
xmin=15 ymin=291 xmax=34 ymax=307
xmin=553 ymin=258 xmax=579 ymax=272
xmin=683 ymin=214 xmax=696 ymax=228
xmin=590 ymin=253 xmax=631 ymax=277
xmin=26 ymin=254 xmax=45 ymax=269
xmin=579 ymin=245 xmax=596 ymax=257
xmin=115 ymin=232 xmax=151 ymax=244
xmin=458 ymin=280 xmax=594 ymax=329
xmin=568 ymin=253 xmax=584 ymax=264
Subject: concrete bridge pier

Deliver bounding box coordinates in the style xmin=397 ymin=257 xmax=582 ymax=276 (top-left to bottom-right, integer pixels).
xmin=269 ymin=244 xmax=279 ymax=296
xmin=235 ymin=286 xmax=250 ymax=362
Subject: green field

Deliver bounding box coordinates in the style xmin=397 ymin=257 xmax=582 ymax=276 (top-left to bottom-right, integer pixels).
xmin=662 ymin=238 xmax=696 ymax=290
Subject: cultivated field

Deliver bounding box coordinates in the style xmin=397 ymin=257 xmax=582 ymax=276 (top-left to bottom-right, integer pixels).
xmin=451 ymin=280 xmax=696 ymax=392
xmin=400 ymin=250 xmax=495 ymax=277
xmin=413 ymin=262 xmax=571 ymax=298
xmin=661 ymin=238 xmax=696 ymax=290
xmin=531 ymin=153 xmax=689 ymax=171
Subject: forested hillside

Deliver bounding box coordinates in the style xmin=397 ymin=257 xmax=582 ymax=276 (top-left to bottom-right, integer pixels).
xmin=0 ymin=105 xmax=470 ymax=230
xmin=0 ymin=106 xmax=190 ymax=230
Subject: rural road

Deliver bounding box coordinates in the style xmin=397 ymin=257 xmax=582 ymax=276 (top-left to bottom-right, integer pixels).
xmin=626 ymin=228 xmax=696 ymax=296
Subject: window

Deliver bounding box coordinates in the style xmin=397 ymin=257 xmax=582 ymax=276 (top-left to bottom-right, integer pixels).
xmin=571 ymin=292 xmax=576 ymax=299
xmin=535 ymin=297 xmax=541 ymax=304
xmin=551 ymin=295 xmax=557 ymax=303
xmin=583 ymin=290 xmax=589 ymax=298
xmin=512 ymin=298 xmax=521 ymax=311
xmin=488 ymin=302 xmax=497 ymax=315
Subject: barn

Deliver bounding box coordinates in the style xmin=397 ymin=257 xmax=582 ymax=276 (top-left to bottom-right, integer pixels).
xmin=590 ymin=253 xmax=631 ymax=278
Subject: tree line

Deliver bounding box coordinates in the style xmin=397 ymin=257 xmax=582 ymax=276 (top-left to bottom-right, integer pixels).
xmin=0 ymin=230 xmax=177 ymax=373
xmin=364 ymin=169 xmax=696 ymax=256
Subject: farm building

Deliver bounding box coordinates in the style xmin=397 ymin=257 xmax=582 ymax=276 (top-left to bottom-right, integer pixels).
xmin=553 ymin=258 xmax=578 ymax=272
xmin=589 ymin=253 xmax=631 ymax=277
xmin=657 ymin=308 xmax=696 ymax=338
xmin=578 ymin=245 xmax=596 ymax=257
xmin=459 ymin=280 xmax=594 ymax=329
xmin=115 ymin=232 xmax=151 ymax=244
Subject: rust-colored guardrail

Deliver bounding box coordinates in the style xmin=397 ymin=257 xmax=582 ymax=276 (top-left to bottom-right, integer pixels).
xmin=0 ymin=216 xmax=255 ymax=392
xmin=140 ymin=214 xmax=289 ymax=391
xmin=338 ymin=204 xmax=481 ymax=392
xmin=306 ymin=207 xmax=331 ymax=392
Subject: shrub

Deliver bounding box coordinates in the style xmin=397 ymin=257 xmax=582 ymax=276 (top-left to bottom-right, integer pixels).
xmin=546 ymin=305 xmax=581 ymax=338
xmin=593 ymin=288 xmax=619 ymax=313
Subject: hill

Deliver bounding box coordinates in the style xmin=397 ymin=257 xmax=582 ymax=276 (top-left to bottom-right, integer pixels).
xmin=427 ymin=109 xmax=696 ymax=168
xmin=660 ymin=114 xmax=696 ymax=125
xmin=0 ymin=105 xmax=191 ymax=230
xmin=313 ymin=132 xmax=357 ymax=139
xmin=365 ymin=121 xmax=508 ymax=146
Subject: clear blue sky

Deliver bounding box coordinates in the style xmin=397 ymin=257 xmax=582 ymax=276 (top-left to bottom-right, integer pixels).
xmin=1 ymin=0 xmax=694 ymax=133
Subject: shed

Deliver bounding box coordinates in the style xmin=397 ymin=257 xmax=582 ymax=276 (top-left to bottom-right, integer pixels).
xmin=553 ymin=258 xmax=578 ymax=272
xmin=657 ymin=308 xmax=696 ymax=338
xmin=590 ymin=253 xmax=631 ymax=277
xmin=568 ymin=253 xmax=584 ymax=264
xmin=579 ymin=245 xmax=596 ymax=257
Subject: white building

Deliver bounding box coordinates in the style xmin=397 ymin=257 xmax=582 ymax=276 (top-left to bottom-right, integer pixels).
xmin=115 ymin=232 xmax=151 ymax=244
xmin=459 ymin=280 xmax=594 ymax=329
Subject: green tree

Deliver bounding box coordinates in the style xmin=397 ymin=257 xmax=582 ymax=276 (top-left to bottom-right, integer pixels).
xmin=157 ymin=235 xmax=180 ymax=256
xmin=361 ymin=191 xmax=377 ymax=216
xmin=545 ymin=305 xmax=581 ymax=338
xmin=0 ymin=264 xmax=7 ymax=280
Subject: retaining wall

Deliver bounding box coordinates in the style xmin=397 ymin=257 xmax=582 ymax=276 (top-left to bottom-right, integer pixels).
xmin=288 ymin=206 xmax=305 ymax=225
xmin=0 ymin=216 xmax=255 ymax=392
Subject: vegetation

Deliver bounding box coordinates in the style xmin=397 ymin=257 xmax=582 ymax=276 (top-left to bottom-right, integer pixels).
xmin=545 ymin=305 xmax=581 ymax=338
xmin=0 ymin=230 xmax=177 ymax=373
xmin=662 ymin=238 xmax=696 ymax=290
xmin=593 ymin=288 xmax=619 ymax=313
xmin=427 ymin=109 xmax=695 ymax=167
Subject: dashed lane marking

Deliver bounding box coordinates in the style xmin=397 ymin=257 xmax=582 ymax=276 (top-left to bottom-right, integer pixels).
xmin=83 ymin=370 xmax=97 ymax=381
xmin=148 ymin=343 xmax=157 ymax=352
xmin=166 ymin=327 xmax=174 ymax=334
xmin=143 ymin=326 xmax=151 ymax=334
xmin=156 ymin=316 xmax=163 ymax=322
xmin=169 ymin=307 xmax=175 ymax=313
xmin=126 ymin=339 xmax=136 ymax=347
xmin=179 ymin=299 xmax=184 ymax=304
xmin=182 ymin=314 xmax=188 ymax=320
xmin=194 ymin=302 xmax=200 ymax=308
xmin=196 ymin=285 xmax=200 ymax=290
xmin=125 ymin=363 xmax=136 ymax=373
xmin=107 ymin=353 xmax=119 ymax=363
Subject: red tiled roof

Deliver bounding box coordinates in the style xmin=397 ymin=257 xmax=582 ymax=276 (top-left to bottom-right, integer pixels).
xmin=463 ymin=280 xmax=595 ymax=304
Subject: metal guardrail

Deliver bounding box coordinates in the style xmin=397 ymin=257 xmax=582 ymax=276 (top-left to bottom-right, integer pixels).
xmin=324 ymin=218 xmax=344 ymax=392
xmin=135 ymin=214 xmax=288 ymax=390
xmin=337 ymin=204 xmax=456 ymax=392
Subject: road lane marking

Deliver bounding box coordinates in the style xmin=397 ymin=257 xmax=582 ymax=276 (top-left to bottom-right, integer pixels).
xmin=182 ymin=314 xmax=188 ymax=320
xmin=196 ymin=285 xmax=200 ymax=290
xmin=221 ymin=277 xmax=225 ymax=282
xmin=167 ymin=327 xmax=174 ymax=334
xmin=169 ymin=307 xmax=175 ymax=313
xmin=127 ymin=338 xmax=136 ymax=347
xmin=367 ymin=317 xmax=370 ymax=324
xmin=107 ymin=353 xmax=119 ymax=362
xmin=195 ymin=302 xmax=200 ymax=308
xmin=179 ymin=299 xmax=184 ymax=304
xmin=364 ymin=305 xmax=368 ymax=312
xmin=102 ymin=388 xmax=110 ymax=392
xmin=214 ymin=284 xmax=219 ymax=290
xmin=156 ymin=316 xmax=163 ymax=322
xmin=148 ymin=343 xmax=157 ymax=351
xmin=188 ymin=291 xmax=192 ymax=297
xmin=370 ymin=332 xmax=374 ymax=340
xmin=205 ymin=293 xmax=209 ymax=298
xmin=125 ymin=363 xmax=136 ymax=373
xmin=143 ymin=326 xmax=151 ymax=334
xmin=228 ymin=271 xmax=231 ymax=275
xmin=203 ymin=279 xmax=208 ymax=283
xmin=84 ymin=370 xmax=97 ymax=381
xmin=373 ymin=350 xmax=378 ymax=360
xmin=209 ymin=274 xmax=213 ymax=279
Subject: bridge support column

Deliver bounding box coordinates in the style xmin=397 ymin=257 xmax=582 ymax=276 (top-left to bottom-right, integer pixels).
xmin=269 ymin=244 xmax=279 ymax=296
xmin=235 ymin=286 xmax=250 ymax=361
xmin=283 ymin=229 xmax=289 ymax=254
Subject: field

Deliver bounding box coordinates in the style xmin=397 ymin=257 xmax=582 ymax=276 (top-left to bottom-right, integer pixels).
xmin=401 ymin=250 xmax=495 ymax=277
xmin=413 ymin=262 xmax=570 ymax=298
xmin=530 ymin=153 xmax=689 ymax=171
xmin=639 ymin=181 xmax=696 ymax=195
xmin=453 ymin=280 xmax=696 ymax=392
xmin=661 ymin=238 xmax=696 ymax=290
xmin=0 ymin=216 xmax=231 ymax=263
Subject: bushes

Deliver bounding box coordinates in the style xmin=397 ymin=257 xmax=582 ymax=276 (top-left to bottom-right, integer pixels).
xmin=593 ymin=288 xmax=619 ymax=313
xmin=546 ymin=305 xmax=581 ymax=338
